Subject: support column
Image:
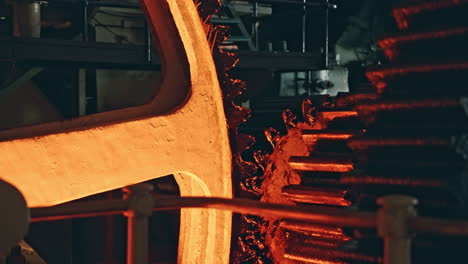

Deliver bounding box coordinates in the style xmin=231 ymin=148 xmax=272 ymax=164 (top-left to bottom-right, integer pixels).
xmin=123 ymin=183 xmax=154 ymax=264
xmin=377 ymin=195 xmax=417 ymax=264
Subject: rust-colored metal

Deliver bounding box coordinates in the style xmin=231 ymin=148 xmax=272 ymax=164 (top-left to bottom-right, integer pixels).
xmin=30 ymin=199 xmax=128 ymax=222
xmin=280 ymin=220 xmax=350 ymax=241
xmin=285 ymin=246 xmax=381 ymax=264
xmin=408 ymin=216 xmax=468 ymax=236
xmin=347 ymin=136 xmax=451 ymax=150
xmin=289 ymin=156 xmax=354 ymax=173
xmin=354 ymin=98 xmax=462 ymax=121
xmin=393 ymin=0 xmax=468 ymax=29
xmin=302 ymin=130 xmax=357 ymax=145
xmin=378 ymin=27 xmax=468 ymax=61
xmin=340 ymin=175 xmax=447 ymax=188
xmin=30 ymin=195 xmax=377 ymax=229
xmin=366 ymin=65 xmax=468 ymax=93
xmin=320 ymin=111 xmax=359 ymax=122
xmin=281 ymin=185 xmax=354 ymax=206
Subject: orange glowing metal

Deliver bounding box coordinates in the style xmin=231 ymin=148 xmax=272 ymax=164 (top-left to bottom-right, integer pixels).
xmin=282 ymin=186 xmax=352 ymax=207
xmin=302 ymin=131 xmax=355 ymax=145
xmin=289 ymin=157 xmax=354 ymax=173
xmin=392 ymin=0 xmax=468 ymax=29
xmin=0 ymin=0 xmax=231 ymax=263
xmin=283 ymin=254 xmax=348 ymax=264
xmin=319 ymin=111 xmax=358 ymax=123
xmin=280 ymin=221 xmax=350 ymax=240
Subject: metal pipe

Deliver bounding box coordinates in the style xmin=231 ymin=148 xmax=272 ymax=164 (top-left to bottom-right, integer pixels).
xmin=145 ymin=22 xmax=152 ymax=62
xmin=302 ymin=0 xmax=307 ymax=53
xmin=153 ymin=195 xmax=377 ymax=228
xmin=86 ymin=0 xmax=140 ymax=9
xmin=377 ymin=195 xmax=417 ymax=264
xmin=323 ymin=0 xmax=329 ymax=68
xmin=252 ymin=1 xmax=259 ymax=50
xmin=247 ymin=0 xmax=331 ymax=8
xmin=409 ymin=217 xmax=468 ymax=236
xmin=29 ymin=195 xmax=375 ymax=228
xmin=28 ymin=193 xmax=468 ymax=238
xmin=83 ymin=0 xmax=88 ymax=42
xmin=30 ymin=200 xmax=127 ymax=222
xmin=123 ymin=184 xmax=154 ymax=264
xmin=12 ymin=1 xmax=42 ymax=38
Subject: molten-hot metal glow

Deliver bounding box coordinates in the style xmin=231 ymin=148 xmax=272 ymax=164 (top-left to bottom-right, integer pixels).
xmin=366 ymin=63 xmax=468 ymax=93
xmin=284 ymin=253 xmax=348 ymax=264
xmin=378 ymin=27 xmax=468 ymax=61
xmin=282 ymin=185 xmax=353 ymax=207
xmin=341 ymin=176 xmax=446 ymax=188
xmin=320 ymin=111 xmax=358 ymax=121
xmin=0 ymin=0 xmax=232 ymax=263
xmin=347 ymin=136 xmax=451 ymax=150
xmin=280 ymin=220 xmax=351 ymax=241
xmin=289 ymin=157 xmax=354 ymax=173
xmin=302 ymin=131 xmax=355 ymax=145
xmin=393 ymin=0 xmax=468 ymax=29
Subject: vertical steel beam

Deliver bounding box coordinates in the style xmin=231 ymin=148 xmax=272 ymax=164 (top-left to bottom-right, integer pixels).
xmin=377 ymin=195 xmax=417 ymax=264
xmin=123 ymin=184 xmax=154 ymax=264
xmin=302 ymin=0 xmax=307 ymax=53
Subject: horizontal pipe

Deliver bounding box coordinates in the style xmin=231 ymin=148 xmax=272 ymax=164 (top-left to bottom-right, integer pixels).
xmin=30 ymin=195 xmax=468 ymax=236
xmin=30 ymin=195 xmax=376 ymax=228
xmin=153 ymin=196 xmax=376 ymax=228
xmin=246 ymin=0 xmax=333 ymax=8
xmin=409 ymin=217 xmax=468 ymax=236
xmin=46 ymin=0 xmax=141 ymax=9
xmin=30 ymin=199 xmax=128 ymax=222
xmin=86 ymin=0 xmax=140 ymax=9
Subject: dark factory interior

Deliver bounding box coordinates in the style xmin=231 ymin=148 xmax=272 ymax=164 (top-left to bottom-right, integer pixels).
xmin=1 ymin=0 xmax=468 ymax=263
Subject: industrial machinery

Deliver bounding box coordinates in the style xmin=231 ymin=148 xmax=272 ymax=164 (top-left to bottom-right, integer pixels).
xmin=1 ymin=0 xmax=468 ymax=264
xmin=237 ymin=0 xmax=468 ymax=263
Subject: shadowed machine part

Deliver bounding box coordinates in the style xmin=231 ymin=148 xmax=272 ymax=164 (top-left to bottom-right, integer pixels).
xmin=241 ymin=0 xmax=468 ymax=263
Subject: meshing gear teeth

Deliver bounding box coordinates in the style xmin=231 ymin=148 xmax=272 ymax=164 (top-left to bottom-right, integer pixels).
xmin=233 ymin=1 xmax=468 ymax=263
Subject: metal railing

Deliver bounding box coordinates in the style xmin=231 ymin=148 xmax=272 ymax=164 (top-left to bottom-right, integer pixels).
xmin=28 ymin=183 xmax=468 ymax=264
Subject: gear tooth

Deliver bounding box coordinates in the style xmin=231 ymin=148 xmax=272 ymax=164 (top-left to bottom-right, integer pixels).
xmin=301 ymin=98 xmax=316 ymax=125
xmin=234 ymin=154 xmax=261 ymax=196
xmin=253 ymin=151 xmax=271 ymax=171
xmin=194 ymin=1 xmax=262 ymax=261
xmin=214 ymin=25 xmax=231 ymax=43
xmin=321 ymin=94 xmax=335 ymax=109
xmin=194 ymin=0 xmax=221 ymax=22
xmin=234 ymin=133 xmax=256 ymax=153
xmin=264 ymin=127 xmax=281 ymax=148
xmin=281 ymin=109 xmax=298 ymax=131
xmin=218 ymin=51 xmax=240 ymax=72
xmin=226 ymin=104 xmax=252 ymax=128
xmin=223 ymin=78 xmax=246 ymax=100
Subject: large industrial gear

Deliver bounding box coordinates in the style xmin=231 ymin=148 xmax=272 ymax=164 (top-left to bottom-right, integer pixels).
xmin=0 ymin=0 xmax=253 ymax=262
xmin=3 ymin=0 xmax=468 ymax=263
xmin=237 ymin=1 xmax=468 ymax=263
